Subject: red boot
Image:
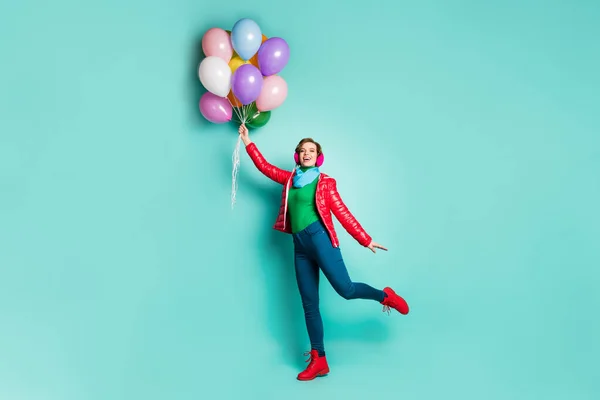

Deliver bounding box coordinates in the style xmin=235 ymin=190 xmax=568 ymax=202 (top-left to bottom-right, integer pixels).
xmin=381 ymin=287 xmax=409 ymax=315
xmin=297 ymin=349 xmax=330 ymax=381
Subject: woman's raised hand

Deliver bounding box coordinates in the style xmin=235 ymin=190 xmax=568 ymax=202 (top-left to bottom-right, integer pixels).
xmin=238 ymin=124 xmax=251 ymax=146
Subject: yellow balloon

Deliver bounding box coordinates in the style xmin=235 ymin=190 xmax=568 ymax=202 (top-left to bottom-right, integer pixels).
xmin=228 ymin=56 xmax=246 ymax=74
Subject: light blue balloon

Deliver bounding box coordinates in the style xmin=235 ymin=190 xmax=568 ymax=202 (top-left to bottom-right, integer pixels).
xmin=230 ymin=18 xmax=262 ymax=61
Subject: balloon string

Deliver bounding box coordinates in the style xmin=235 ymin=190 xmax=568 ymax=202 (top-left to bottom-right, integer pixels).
xmin=234 ymin=106 xmax=243 ymax=123
xmin=227 ymin=97 xmax=244 ymax=124
xmin=231 ymin=135 xmax=241 ymax=209
xmin=225 ymin=96 xmax=244 ymax=210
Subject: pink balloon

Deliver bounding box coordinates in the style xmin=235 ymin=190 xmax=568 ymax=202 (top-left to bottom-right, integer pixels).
xmin=202 ymin=28 xmax=233 ymax=62
xmin=199 ymin=92 xmax=232 ymax=123
xmin=256 ymin=75 xmax=288 ymax=112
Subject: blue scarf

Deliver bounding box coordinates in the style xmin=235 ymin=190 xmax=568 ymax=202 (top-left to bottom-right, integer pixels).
xmin=293 ymin=167 xmax=320 ymax=188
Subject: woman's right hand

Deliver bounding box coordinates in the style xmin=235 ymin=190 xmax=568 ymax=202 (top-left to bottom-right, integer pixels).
xmin=239 ymin=124 xmax=251 ymax=146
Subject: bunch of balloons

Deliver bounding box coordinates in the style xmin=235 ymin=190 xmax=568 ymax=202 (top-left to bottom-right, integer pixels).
xmin=198 ymin=18 xmax=290 ymax=130
xmin=198 ymin=18 xmax=289 ymax=208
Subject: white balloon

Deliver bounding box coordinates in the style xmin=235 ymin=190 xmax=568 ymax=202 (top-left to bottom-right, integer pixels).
xmin=198 ymin=56 xmax=231 ymax=97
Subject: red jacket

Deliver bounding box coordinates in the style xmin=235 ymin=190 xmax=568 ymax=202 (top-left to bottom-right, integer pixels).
xmin=246 ymin=142 xmax=372 ymax=248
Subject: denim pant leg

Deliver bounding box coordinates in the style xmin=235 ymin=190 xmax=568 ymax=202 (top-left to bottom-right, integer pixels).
xmin=293 ymin=232 xmax=325 ymax=355
xmin=309 ymin=223 xmax=385 ymax=302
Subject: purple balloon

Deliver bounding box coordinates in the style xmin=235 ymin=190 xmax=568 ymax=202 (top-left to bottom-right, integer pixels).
xmin=257 ymin=37 xmax=290 ymax=76
xmin=231 ymin=64 xmax=263 ymax=105
xmin=199 ymin=92 xmax=232 ymax=123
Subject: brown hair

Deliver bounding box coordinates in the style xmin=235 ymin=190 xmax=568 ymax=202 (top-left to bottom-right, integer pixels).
xmin=295 ymin=138 xmax=322 ymax=156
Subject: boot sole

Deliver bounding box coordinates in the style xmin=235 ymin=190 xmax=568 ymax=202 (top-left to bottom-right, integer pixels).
xmin=297 ymin=368 xmax=330 ymax=381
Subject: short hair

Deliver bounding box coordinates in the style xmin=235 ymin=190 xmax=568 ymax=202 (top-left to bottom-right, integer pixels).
xmin=295 ymin=138 xmax=322 ymax=155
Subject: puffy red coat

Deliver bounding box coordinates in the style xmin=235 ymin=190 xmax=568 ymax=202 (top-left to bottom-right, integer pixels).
xmin=245 ymin=142 xmax=372 ymax=248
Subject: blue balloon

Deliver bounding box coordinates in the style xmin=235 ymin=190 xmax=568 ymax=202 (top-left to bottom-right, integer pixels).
xmin=230 ymin=18 xmax=262 ymax=61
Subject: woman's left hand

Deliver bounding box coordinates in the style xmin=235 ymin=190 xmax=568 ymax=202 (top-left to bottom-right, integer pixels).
xmin=368 ymin=241 xmax=388 ymax=253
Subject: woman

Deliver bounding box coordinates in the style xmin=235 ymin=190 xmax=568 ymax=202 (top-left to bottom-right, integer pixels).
xmin=238 ymin=124 xmax=409 ymax=381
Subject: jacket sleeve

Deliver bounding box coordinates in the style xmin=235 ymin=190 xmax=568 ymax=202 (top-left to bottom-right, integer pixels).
xmin=245 ymin=142 xmax=291 ymax=185
xmin=328 ymin=179 xmax=372 ymax=247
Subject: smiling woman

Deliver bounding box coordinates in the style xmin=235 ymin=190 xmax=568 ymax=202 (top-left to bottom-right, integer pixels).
xmin=237 ymin=123 xmax=410 ymax=381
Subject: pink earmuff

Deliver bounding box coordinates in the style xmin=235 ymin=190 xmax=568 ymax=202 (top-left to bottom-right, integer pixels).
xmin=294 ymin=152 xmax=324 ymax=167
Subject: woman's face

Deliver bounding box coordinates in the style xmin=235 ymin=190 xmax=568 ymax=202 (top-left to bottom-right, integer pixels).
xmin=298 ymin=142 xmax=318 ymax=167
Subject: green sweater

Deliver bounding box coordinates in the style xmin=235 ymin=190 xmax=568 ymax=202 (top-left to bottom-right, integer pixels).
xmin=287 ymin=168 xmax=320 ymax=233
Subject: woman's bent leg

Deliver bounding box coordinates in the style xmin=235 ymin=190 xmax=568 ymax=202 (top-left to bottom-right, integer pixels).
xmin=311 ymin=232 xmax=385 ymax=302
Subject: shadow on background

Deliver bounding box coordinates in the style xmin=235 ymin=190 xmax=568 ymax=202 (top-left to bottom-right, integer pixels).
xmin=322 ymin=317 xmax=391 ymax=349
xmin=233 ymin=163 xmax=305 ymax=367
xmin=188 ymin=36 xmax=209 ymax=130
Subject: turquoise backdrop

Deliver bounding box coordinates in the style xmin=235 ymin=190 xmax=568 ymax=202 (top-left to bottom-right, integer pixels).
xmin=1 ymin=1 xmax=599 ymax=399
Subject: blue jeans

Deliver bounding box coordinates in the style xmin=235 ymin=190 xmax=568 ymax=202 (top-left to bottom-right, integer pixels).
xmin=292 ymin=220 xmax=385 ymax=356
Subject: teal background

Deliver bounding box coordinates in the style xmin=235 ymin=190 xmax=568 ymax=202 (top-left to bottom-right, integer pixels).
xmin=1 ymin=0 xmax=599 ymax=399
